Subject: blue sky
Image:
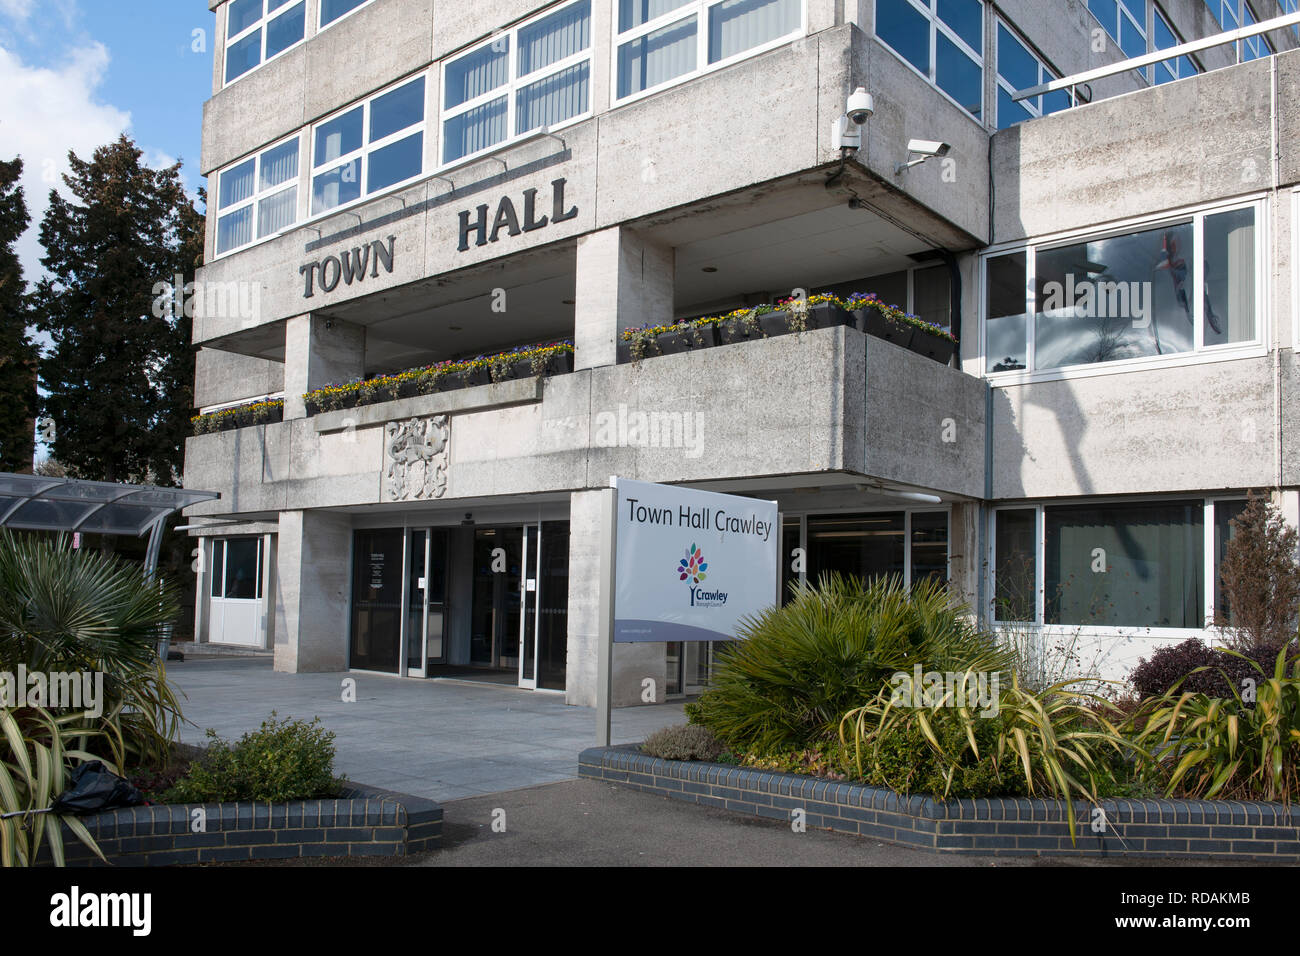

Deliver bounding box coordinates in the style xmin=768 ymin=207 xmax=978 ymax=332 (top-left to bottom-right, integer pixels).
xmin=0 ymin=0 xmax=214 ymax=282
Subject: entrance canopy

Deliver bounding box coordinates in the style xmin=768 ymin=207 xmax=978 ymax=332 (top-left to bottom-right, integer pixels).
xmin=0 ymin=473 xmax=220 ymax=574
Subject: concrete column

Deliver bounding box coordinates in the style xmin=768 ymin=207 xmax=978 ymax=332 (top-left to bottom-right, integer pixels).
xmin=573 ymin=226 xmax=674 ymax=371
xmin=947 ymin=501 xmax=982 ymax=618
xmin=274 ymin=510 xmax=353 ymax=673
xmin=282 ymin=313 xmax=365 ymax=419
xmin=565 ymin=488 xmax=671 ymax=709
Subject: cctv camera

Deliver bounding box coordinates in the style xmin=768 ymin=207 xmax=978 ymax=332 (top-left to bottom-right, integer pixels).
xmin=906 ymin=139 xmax=951 ymax=157
xmin=847 ymin=87 xmax=874 ymax=125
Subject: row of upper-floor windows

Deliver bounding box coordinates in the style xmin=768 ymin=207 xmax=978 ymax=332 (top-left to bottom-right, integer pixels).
xmin=224 ymin=0 xmax=374 ymax=85
xmin=214 ymin=0 xmax=806 ymax=254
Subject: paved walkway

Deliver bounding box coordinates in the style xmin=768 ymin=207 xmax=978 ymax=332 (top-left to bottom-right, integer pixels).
xmin=168 ymin=658 xmax=684 ymax=802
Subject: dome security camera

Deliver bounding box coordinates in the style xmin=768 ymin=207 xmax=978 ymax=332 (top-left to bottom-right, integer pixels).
xmin=846 ymin=87 xmax=874 ymax=125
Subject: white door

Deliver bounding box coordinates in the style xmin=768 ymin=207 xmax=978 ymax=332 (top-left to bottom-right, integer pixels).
xmin=209 ymin=537 xmax=263 ymax=647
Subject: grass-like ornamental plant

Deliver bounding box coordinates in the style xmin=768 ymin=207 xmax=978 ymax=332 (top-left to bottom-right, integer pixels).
xmin=1133 ymin=645 xmax=1300 ymax=802
xmin=688 ymin=574 xmax=1014 ymax=754
xmin=0 ymin=706 xmax=108 ymax=867
xmin=840 ymin=675 xmax=1136 ymax=842
xmin=641 ymin=724 xmax=725 ymax=762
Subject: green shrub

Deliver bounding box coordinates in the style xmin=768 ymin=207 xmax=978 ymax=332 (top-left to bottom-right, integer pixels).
xmin=690 ymin=574 xmax=1014 ymax=753
xmin=738 ymin=741 xmax=853 ymax=780
xmin=866 ymin=712 xmax=1013 ymax=799
xmin=641 ymin=724 xmax=725 ymax=761
xmin=1134 ymin=645 xmax=1300 ymax=802
xmin=165 ymin=713 xmax=341 ymax=803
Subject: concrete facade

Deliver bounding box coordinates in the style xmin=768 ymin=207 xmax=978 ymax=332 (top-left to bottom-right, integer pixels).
xmin=186 ymin=0 xmax=1300 ymax=703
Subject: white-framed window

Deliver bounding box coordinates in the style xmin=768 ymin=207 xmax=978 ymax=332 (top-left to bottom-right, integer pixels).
xmin=874 ymin=0 xmax=984 ymax=120
xmin=215 ymin=134 xmax=302 ymax=256
xmin=781 ymin=507 xmax=951 ymax=598
xmin=991 ymin=497 xmax=1248 ymax=632
xmin=224 ymin=0 xmax=306 ymax=85
xmin=442 ymin=0 xmax=593 ymax=166
xmin=982 ymin=198 xmax=1265 ymax=379
xmin=1207 ymin=1 xmax=1276 ymax=58
xmin=1238 ymin=4 xmax=1273 ymax=61
xmin=319 ymin=0 xmax=374 ymax=29
xmin=312 ymin=73 xmax=427 ymax=216
xmin=1088 ymin=0 xmax=1147 ymax=59
xmin=1284 ymin=0 xmax=1300 ymax=38
xmin=995 ymin=19 xmax=1073 ymax=128
xmin=1152 ymin=6 xmax=1199 ymax=84
xmin=613 ymin=0 xmax=805 ymax=103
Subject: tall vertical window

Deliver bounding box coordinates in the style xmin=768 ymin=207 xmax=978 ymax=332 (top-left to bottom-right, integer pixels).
xmin=875 ymin=0 xmax=984 ymax=119
xmin=225 ymin=0 xmax=306 ymax=84
xmin=615 ymin=0 xmax=803 ymax=100
xmin=1088 ymin=0 xmax=1147 ymax=59
xmin=320 ymin=0 xmax=373 ymax=28
xmin=983 ymin=202 xmax=1262 ymax=377
xmin=443 ymin=1 xmax=592 ymax=164
xmin=215 ymin=136 xmax=301 ymax=255
xmin=313 ymin=75 xmax=426 ymax=214
xmin=995 ymin=20 xmax=1072 ymax=128
xmin=1152 ymin=7 xmax=1199 ymax=84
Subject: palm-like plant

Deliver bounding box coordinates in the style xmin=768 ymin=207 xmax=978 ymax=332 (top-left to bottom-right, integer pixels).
xmin=689 ymin=574 xmax=1015 ymax=753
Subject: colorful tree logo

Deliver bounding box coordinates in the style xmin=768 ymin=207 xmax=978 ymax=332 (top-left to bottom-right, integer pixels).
xmin=677 ymin=544 xmax=707 ymax=584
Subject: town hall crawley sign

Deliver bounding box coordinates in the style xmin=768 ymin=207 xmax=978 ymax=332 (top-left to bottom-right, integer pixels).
xmin=612 ymin=478 xmax=779 ymax=643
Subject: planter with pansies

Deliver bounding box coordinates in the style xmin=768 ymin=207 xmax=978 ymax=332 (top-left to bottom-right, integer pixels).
xmin=191 ymin=399 xmax=285 ymax=436
xmin=757 ymin=294 xmax=856 ymax=338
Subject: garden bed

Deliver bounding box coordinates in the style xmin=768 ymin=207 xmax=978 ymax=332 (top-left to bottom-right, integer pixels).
xmin=35 ymin=781 xmax=442 ymax=867
xmin=579 ymin=746 xmax=1300 ymax=861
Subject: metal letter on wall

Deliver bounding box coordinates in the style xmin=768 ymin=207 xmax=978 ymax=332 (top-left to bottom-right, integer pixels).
xmin=383 ymin=416 xmax=450 ymax=501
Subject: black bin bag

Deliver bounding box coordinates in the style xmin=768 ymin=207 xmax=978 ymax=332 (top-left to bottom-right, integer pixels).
xmin=51 ymin=761 xmax=147 ymax=814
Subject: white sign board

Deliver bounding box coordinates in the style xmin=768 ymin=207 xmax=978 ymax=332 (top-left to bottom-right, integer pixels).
xmin=613 ymin=478 xmax=779 ymax=642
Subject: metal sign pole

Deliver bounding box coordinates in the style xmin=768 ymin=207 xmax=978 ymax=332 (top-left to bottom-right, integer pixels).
xmin=595 ymin=483 xmax=617 ymax=747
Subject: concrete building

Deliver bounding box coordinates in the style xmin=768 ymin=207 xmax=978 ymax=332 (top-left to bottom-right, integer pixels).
xmin=184 ymin=0 xmax=1300 ymax=704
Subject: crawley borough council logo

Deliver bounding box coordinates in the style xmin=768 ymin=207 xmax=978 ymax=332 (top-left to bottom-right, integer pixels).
xmin=677 ymin=544 xmax=707 ymax=584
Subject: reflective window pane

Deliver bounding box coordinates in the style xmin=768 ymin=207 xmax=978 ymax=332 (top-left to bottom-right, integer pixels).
xmin=1045 ymin=501 xmax=1203 ymax=628
xmin=913 ymin=264 xmax=951 ymax=332
xmin=443 ymin=96 xmax=508 ymax=162
xmin=265 ymin=2 xmax=305 ymax=58
xmin=445 ymin=41 xmax=509 ymax=110
xmin=216 ymin=206 xmax=254 ymax=255
xmin=938 ymin=0 xmax=982 ymax=53
xmin=257 ymin=186 xmax=297 ymax=238
xmin=517 ymin=61 xmax=589 ymax=134
xmin=997 ymin=23 xmax=1037 ymax=93
xmin=617 ymin=16 xmax=697 ymax=98
xmin=227 ymin=0 xmax=263 ymax=38
xmin=806 ymin=513 xmax=906 ymax=586
xmin=312 ymin=158 xmax=361 ymax=213
xmin=223 ymin=538 xmax=261 ymax=600
xmin=314 ymin=107 xmax=364 ymax=167
xmin=910 ymin=512 xmax=949 ymax=586
xmin=876 ymin=0 xmax=929 ymax=74
xmin=518 ymin=0 xmax=590 ymax=77
xmin=370 ymin=77 xmax=425 ymax=142
xmin=1033 ymin=222 xmax=1195 ymax=370
xmin=995 ymin=509 xmax=1036 ymax=622
xmin=1203 ymin=206 xmax=1256 ymax=346
xmin=321 ymin=0 xmax=369 ymax=26
xmin=259 ymin=139 xmax=299 ymax=190
xmin=619 ymin=0 xmax=693 ymax=32
xmin=936 ymin=31 xmax=982 ymax=116
xmin=707 ymin=0 xmax=801 ymax=65
xmin=986 ymin=252 xmax=1027 ymax=371
xmin=225 ymin=29 xmax=262 ymax=82
xmin=367 ymin=132 xmax=422 ymax=192
xmin=218 ymin=158 xmax=255 ymax=210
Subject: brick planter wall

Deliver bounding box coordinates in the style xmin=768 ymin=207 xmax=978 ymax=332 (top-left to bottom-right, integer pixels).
xmin=579 ymin=746 xmax=1300 ymax=861
xmin=38 ymin=782 xmax=441 ymax=866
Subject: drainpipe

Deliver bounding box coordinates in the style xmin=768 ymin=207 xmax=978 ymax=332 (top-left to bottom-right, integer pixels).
xmin=978 ymin=381 xmax=993 ymax=630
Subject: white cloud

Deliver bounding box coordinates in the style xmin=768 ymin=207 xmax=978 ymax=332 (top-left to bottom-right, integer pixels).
xmin=0 ymin=0 xmax=34 ymax=22
xmin=0 ymin=42 xmax=130 ymax=285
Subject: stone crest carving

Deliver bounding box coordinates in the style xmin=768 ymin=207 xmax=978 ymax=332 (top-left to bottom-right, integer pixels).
xmin=383 ymin=416 xmax=449 ymax=501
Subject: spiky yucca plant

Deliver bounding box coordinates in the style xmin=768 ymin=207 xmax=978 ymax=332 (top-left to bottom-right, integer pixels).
xmin=689 ymin=574 xmax=1014 ymax=753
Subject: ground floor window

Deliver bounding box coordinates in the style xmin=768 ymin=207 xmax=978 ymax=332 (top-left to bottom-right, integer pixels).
xmin=992 ymin=497 xmax=1248 ymax=630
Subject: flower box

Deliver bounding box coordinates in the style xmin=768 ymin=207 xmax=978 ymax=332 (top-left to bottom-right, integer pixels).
xmin=760 ymin=302 xmax=854 ymax=338
xmin=857 ymin=306 xmax=915 ymax=349
xmin=657 ymin=322 xmax=719 ymax=354
xmin=461 ymin=366 xmax=491 ymax=387
xmin=717 ymin=313 xmax=765 ymax=345
xmin=544 ymin=350 xmax=575 ymax=375
xmin=908 ymin=327 xmax=957 ymax=365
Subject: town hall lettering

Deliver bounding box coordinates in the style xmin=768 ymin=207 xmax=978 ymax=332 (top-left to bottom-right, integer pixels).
xmin=458 ymin=178 xmax=578 ymax=252
xmin=300 ymin=235 xmax=396 ymax=298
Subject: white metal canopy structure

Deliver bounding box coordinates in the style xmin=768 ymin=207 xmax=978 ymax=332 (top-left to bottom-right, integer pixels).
xmin=0 ymin=473 xmax=220 ymax=575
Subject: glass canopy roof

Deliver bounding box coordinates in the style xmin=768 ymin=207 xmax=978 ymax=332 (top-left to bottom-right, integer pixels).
xmin=0 ymin=473 xmax=220 ymax=537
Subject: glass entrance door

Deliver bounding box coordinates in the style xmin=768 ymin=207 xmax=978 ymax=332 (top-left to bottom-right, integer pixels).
xmin=471 ymin=527 xmax=522 ymax=672
xmin=404 ymin=529 xmax=449 ymax=677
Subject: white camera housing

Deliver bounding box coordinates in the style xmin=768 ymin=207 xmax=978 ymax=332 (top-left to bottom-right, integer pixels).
xmin=906 ymin=139 xmax=951 ymax=157
xmin=846 ymin=87 xmax=875 ymax=125
xmin=832 ymin=88 xmax=874 ymax=150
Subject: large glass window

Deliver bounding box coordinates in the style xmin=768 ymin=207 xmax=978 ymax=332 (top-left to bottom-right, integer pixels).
xmin=615 ymin=0 xmax=801 ymax=101
xmin=1089 ymin=0 xmax=1147 ymax=59
xmin=320 ymin=0 xmax=373 ymax=28
xmin=313 ymin=75 xmax=425 ymax=214
xmin=1207 ymin=1 xmax=1278 ymax=57
xmin=877 ymin=0 xmax=984 ymax=119
xmin=225 ymin=0 xmax=305 ymax=84
xmin=994 ymin=509 xmax=1036 ymax=622
xmin=215 ymin=135 xmax=301 ymax=255
xmin=210 ymin=537 xmax=263 ymax=600
xmin=995 ymin=20 xmax=1072 ymax=128
xmin=1045 ymin=500 xmax=1203 ymax=629
xmin=1152 ymin=8 xmax=1199 ymax=85
xmin=984 ymin=203 xmax=1261 ymax=376
xmin=444 ymin=1 xmax=592 ymax=164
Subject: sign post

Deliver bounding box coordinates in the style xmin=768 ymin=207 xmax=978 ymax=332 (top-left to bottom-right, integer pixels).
xmin=596 ymin=477 xmax=779 ymax=744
